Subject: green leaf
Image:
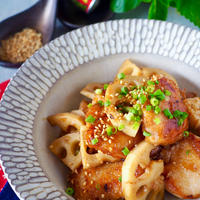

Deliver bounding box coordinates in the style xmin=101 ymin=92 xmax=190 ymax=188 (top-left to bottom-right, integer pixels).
xmin=148 ymin=0 xmax=169 ymax=20
xmin=175 ymin=0 xmax=200 ymax=28
xmin=169 ymin=0 xmax=176 ymax=7
xmin=110 ymin=0 xmax=142 ymax=13
xmin=143 ymin=0 xmax=152 ymax=3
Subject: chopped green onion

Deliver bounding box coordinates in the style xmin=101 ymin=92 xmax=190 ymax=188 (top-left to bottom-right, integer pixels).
xmin=118 ymin=176 xmax=122 ymax=182
xmin=154 ymin=106 xmax=161 ymax=114
xmin=128 ymin=107 xmax=138 ymax=115
xmin=87 ymin=103 xmax=92 ymax=108
xmin=182 ymin=112 xmax=188 ymax=119
xmin=146 ymin=105 xmax=152 ymax=111
xmin=183 ymin=131 xmax=190 ymax=137
xmin=146 ymin=85 xmax=155 ymax=93
xmin=163 ymin=109 xmax=173 ymax=119
xmin=125 ymin=113 xmax=135 ymax=121
xmin=85 ymin=115 xmax=96 ymax=123
xmin=134 ymin=104 xmax=141 ymax=111
xmin=98 ymin=100 xmax=104 ymax=107
xmin=138 ymin=109 xmax=143 ymax=116
xmin=173 ymin=110 xmax=188 ymax=126
xmin=173 ymin=110 xmax=182 ymax=118
xmin=118 ymin=94 xmax=123 ymax=99
xmin=105 ymin=100 xmax=111 ymax=107
xmin=130 ymin=90 xmax=138 ymax=100
xmin=186 ymin=150 xmax=190 ymax=155
xmin=139 ymin=86 xmax=146 ymax=93
xmin=118 ymin=124 xmax=125 ymax=131
xmin=134 ymin=116 xmax=141 ymax=122
xmin=133 ymin=121 xmax=140 ymax=130
xmin=118 ymin=73 xmax=125 ymax=80
xmin=106 ymin=126 xmax=114 ymax=136
xmin=173 ymin=110 xmax=188 ymax=119
xmin=131 ymin=86 xmax=137 ymax=90
xmin=147 ymin=80 xmax=155 ymax=85
xmin=122 ymin=147 xmax=130 ymax=156
xmin=139 ymin=94 xmax=147 ymax=104
xmin=150 ymin=89 xmax=165 ymax=101
xmin=95 ymin=89 xmax=102 ymax=95
xmin=164 ymin=90 xmax=171 ymax=96
xmin=155 ymin=80 xmax=159 ymax=84
xmin=104 ymin=84 xmax=109 ymax=90
xmin=178 ymin=118 xmax=184 ymax=126
xmin=66 ymin=187 xmax=74 ymax=196
xmin=143 ymin=131 xmax=151 ymax=137
xmin=121 ymin=106 xmax=130 ymax=113
xmin=96 ymin=184 xmax=100 ymax=190
xmin=154 ymin=117 xmax=161 ymax=125
xmin=120 ymin=87 xmax=129 ymax=96
xmin=91 ymin=138 xmax=98 ymax=145
xmin=150 ymin=97 xmax=159 ymax=106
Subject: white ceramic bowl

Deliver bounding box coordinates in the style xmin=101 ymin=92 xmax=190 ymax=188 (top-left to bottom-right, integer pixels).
xmin=0 ymin=19 xmax=200 ymax=200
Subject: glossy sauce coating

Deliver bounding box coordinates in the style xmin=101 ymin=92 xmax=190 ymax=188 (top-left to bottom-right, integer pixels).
xmin=163 ymin=133 xmax=200 ymax=199
xmin=71 ymin=161 xmax=123 ymax=200
xmin=85 ymin=104 xmax=143 ymax=158
xmin=143 ymin=77 xmax=188 ymax=145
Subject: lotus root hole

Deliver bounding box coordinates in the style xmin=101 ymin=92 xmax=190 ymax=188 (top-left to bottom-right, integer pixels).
xmin=136 ymin=185 xmax=147 ymax=197
xmin=146 ymin=190 xmax=155 ymax=200
xmin=58 ymin=147 xmax=67 ymax=159
xmin=86 ymin=146 xmax=98 ymax=154
xmin=66 ymin=125 xmax=77 ymax=133
xmin=71 ymin=141 xmax=80 ymax=156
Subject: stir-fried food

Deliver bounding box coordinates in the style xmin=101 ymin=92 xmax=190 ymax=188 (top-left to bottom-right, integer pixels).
xmin=47 ymin=59 xmax=200 ymax=200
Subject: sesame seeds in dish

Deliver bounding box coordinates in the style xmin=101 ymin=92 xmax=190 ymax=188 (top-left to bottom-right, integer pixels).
xmin=47 ymin=59 xmax=200 ymax=200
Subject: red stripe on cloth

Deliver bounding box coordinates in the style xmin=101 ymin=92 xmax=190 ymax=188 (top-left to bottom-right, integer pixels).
xmin=0 ymin=80 xmax=9 ymax=191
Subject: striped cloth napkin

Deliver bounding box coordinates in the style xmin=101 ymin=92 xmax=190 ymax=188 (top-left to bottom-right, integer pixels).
xmin=0 ymin=80 xmax=19 ymax=199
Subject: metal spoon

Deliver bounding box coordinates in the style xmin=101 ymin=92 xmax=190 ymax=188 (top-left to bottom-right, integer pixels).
xmin=0 ymin=0 xmax=57 ymax=68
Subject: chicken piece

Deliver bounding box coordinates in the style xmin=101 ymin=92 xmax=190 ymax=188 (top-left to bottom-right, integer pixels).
xmin=180 ymin=89 xmax=197 ymax=99
xmin=184 ymin=97 xmax=200 ymax=135
xmin=143 ymin=77 xmax=189 ymax=145
xmin=85 ymin=104 xmax=144 ymax=159
xmin=71 ymin=161 xmax=123 ymax=200
xmin=163 ymin=133 xmax=200 ymax=199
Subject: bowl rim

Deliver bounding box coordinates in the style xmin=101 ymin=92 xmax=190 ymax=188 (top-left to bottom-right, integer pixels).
xmin=0 ymin=19 xmax=200 ymax=200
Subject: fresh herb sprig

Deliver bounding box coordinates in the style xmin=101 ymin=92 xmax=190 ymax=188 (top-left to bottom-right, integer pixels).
xmin=110 ymin=0 xmax=200 ymax=29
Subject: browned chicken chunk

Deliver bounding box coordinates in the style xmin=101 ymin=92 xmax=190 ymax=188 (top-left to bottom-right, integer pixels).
xmin=71 ymin=161 xmax=123 ymax=200
xmin=143 ymin=77 xmax=188 ymax=145
xmin=85 ymin=104 xmax=144 ymax=158
xmin=163 ymin=133 xmax=200 ymax=199
xmin=184 ymin=97 xmax=200 ymax=135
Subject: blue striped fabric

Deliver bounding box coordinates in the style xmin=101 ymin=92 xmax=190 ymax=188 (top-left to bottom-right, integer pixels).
xmin=0 ymin=182 xmax=19 ymax=200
